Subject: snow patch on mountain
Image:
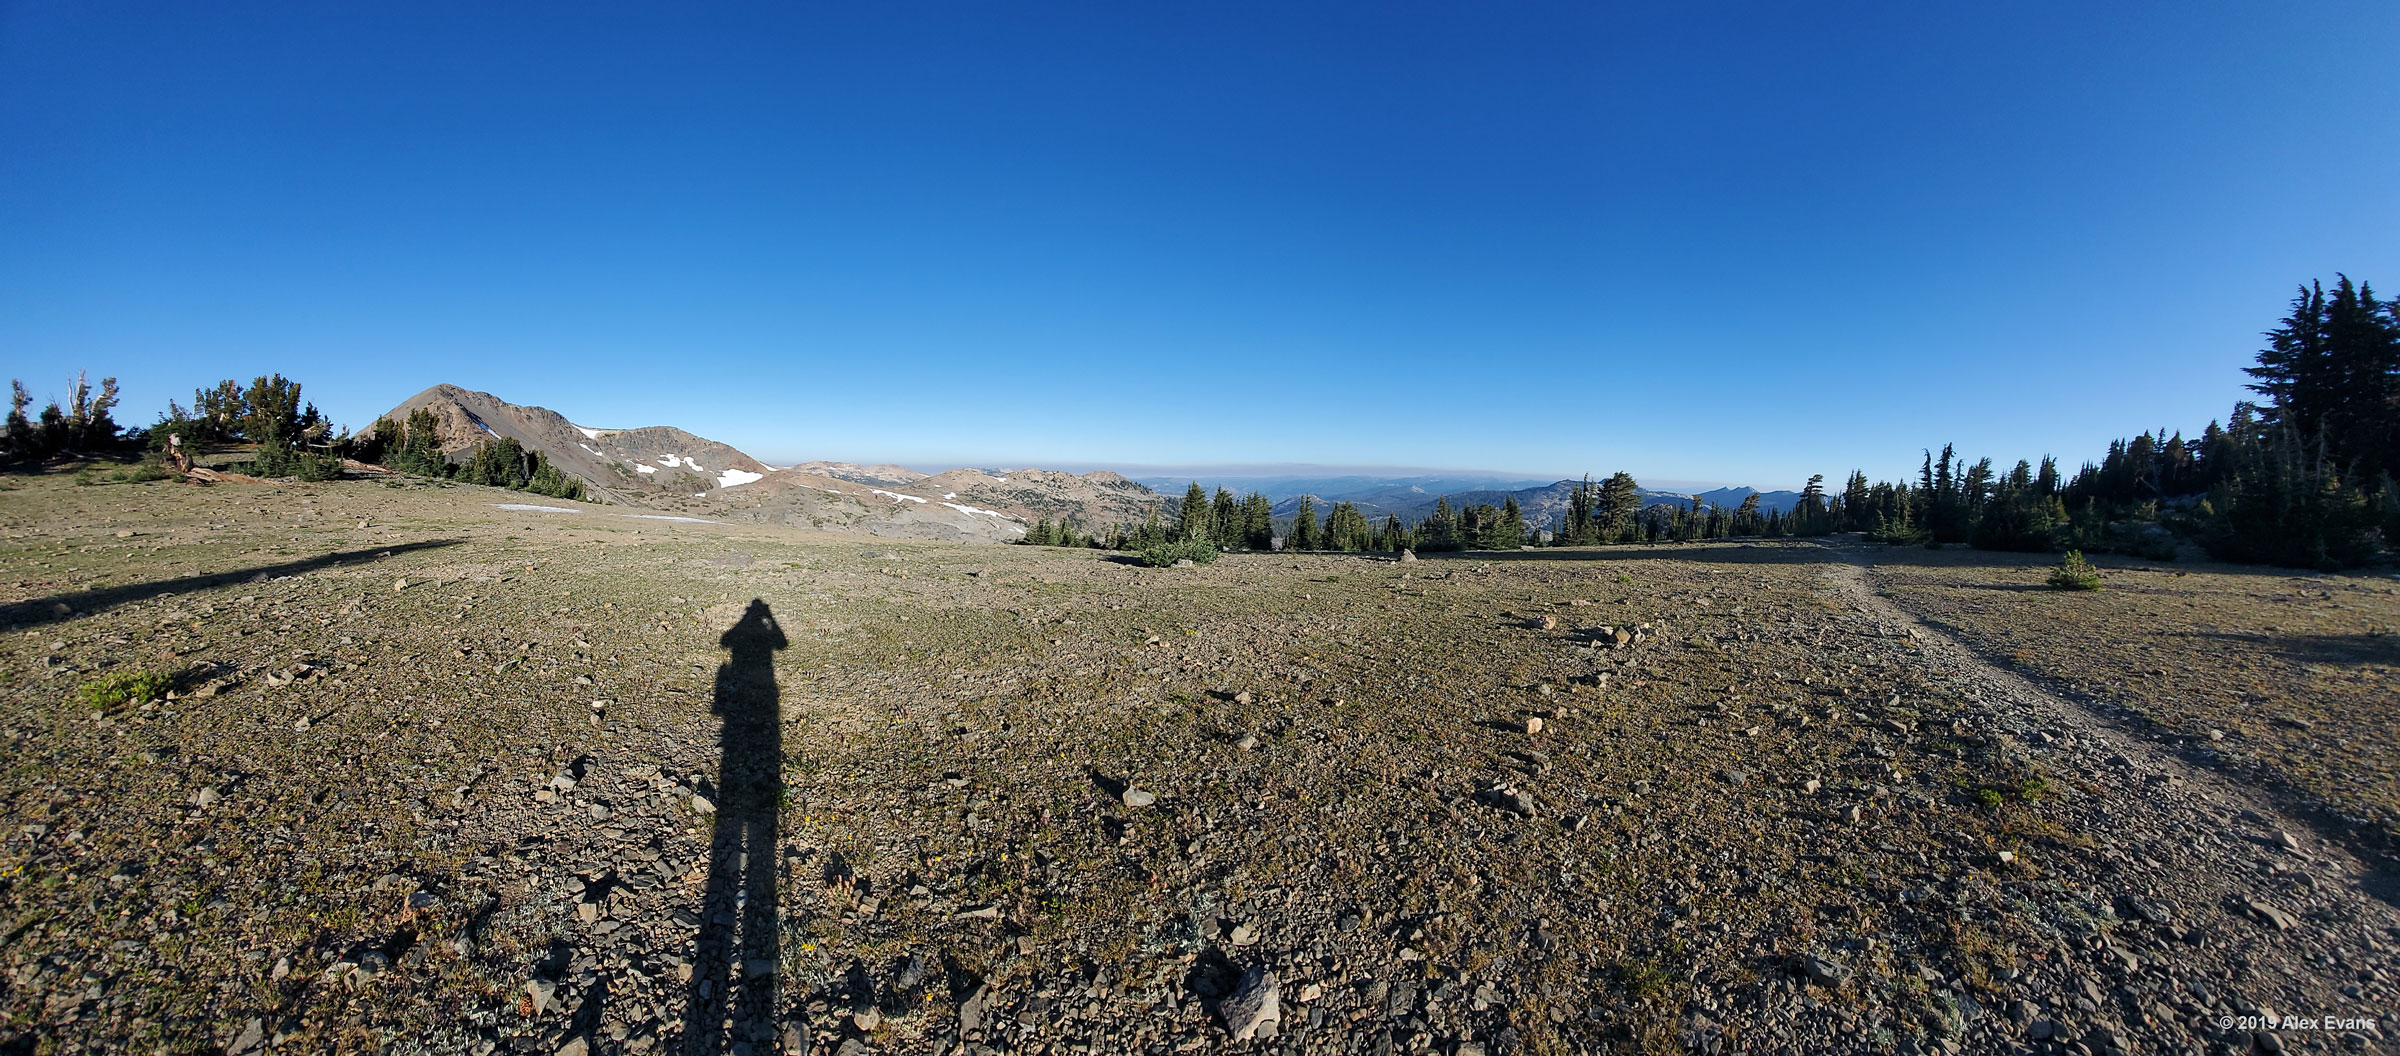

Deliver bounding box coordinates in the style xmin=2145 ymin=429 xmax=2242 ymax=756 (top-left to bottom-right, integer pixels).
xmin=941 ymin=501 xmax=1014 ymax=520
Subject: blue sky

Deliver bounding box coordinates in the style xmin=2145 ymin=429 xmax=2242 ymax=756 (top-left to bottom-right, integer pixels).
xmin=4 ymin=2 xmax=2395 ymax=489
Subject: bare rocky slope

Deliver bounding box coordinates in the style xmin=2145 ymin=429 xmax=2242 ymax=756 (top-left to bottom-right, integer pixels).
xmin=788 ymin=463 xmax=931 ymax=488
xmin=359 ymin=387 xmax=1171 ymax=543
xmin=366 ymin=385 xmax=773 ymax=504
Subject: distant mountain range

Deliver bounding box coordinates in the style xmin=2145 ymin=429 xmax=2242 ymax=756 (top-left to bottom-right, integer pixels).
xmin=365 ymin=384 xmax=1801 ymax=542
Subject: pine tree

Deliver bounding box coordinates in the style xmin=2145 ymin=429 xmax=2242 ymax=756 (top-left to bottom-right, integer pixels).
xmin=1325 ymin=501 xmax=1373 ymax=551
xmin=1242 ymin=492 xmax=1275 ymax=550
xmin=1838 ymin=471 xmax=1871 ymax=531
xmin=2 ymin=381 xmax=30 ymax=460
xmin=1596 ymin=472 xmax=1641 ymax=542
xmin=1211 ymin=488 xmax=1241 ymax=549
xmin=1178 ymin=482 xmax=1212 ymax=543
xmin=1735 ymin=492 xmax=1763 ymax=536
xmin=1419 ymin=497 xmax=1462 ymax=551
xmin=1563 ymin=475 xmax=1598 ymax=545
xmin=1288 ymin=497 xmax=1319 ymax=551
xmin=1139 ymin=503 xmax=1167 ymax=548
xmin=1792 ymin=474 xmax=1830 ymax=535
xmin=1496 ymin=496 xmax=1526 ymax=549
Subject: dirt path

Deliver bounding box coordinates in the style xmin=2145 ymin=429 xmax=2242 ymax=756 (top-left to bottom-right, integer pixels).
xmin=1818 ymin=544 xmax=2397 ymax=1051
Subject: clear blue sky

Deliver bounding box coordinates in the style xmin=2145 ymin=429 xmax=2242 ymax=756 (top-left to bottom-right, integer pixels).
xmin=4 ymin=2 xmax=2395 ymax=489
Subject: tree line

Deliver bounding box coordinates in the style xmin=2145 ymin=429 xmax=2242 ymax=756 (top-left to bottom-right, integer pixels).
xmin=1026 ymin=275 xmax=2396 ymax=570
xmin=1795 ymin=276 xmax=2398 ymax=569
xmin=2 ymin=371 xmax=587 ymax=501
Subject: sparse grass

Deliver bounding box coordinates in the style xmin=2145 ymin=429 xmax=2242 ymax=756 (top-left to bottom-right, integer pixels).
xmin=1615 ymin=956 xmax=1673 ymax=1001
xmin=71 ymin=459 xmax=174 ymax=486
xmin=1136 ymin=538 xmax=1218 ymax=567
xmin=75 ymin=669 xmax=175 ymax=710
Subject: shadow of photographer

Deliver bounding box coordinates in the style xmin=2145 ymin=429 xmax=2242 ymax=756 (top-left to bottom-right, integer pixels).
xmin=681 ymin=599 xmax=788 ymax=1055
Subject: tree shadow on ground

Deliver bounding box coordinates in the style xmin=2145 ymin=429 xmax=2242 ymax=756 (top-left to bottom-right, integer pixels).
xmin=681 ymin=599 xmax=788 ymax=1055
xmin=0 ymin=539 xmax=462 ymax=629
xmin=1418 ymin=538 xmax=2363 ymax=580
xmin=2163 ymin=630 xmax=2400 ymax=667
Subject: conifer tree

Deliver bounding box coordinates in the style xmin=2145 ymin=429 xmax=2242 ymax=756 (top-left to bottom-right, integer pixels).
xmin=1563 ymin=475 xmax=1598 ymax=545
xmin=1419 ymin=497 xmax=1462 ymax=551
xmin=1211 ymin=488 xmax=1241 ymax=549
xmin=1178 ymin=482 xmax=1212 ymax=543
xmin=1596 ymin=472 xmax=1641 ymax=542
xmin=1242 ymin=492 xmax=1275 ymax=550
xmin=1496 ymin=496 xmax=1526 ymax=549
xmin=1288 ymin=497 xmax=1319 ymax=551
xmin=1735 ymin=492 xmax=1763 ymax=536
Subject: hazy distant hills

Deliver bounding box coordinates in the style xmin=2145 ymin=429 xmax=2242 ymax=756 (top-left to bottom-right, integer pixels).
xmin=367 ymin=385 xmax=1801 ymax=542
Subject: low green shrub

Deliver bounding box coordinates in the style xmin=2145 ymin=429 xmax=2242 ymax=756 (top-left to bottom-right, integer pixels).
xmin=77 ymin=670 xmax=174 ymax=710
xmin=2047 ymin=550 xmax=2103 ymax=590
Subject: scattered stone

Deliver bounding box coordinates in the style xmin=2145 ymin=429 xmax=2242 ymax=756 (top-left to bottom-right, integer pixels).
xmin=1398 ymin=550 xmax=1418 ymax=563
xmin=1122 ymin=787 xmax=1156 ymax=808
xmin=192 ymin=787 xmax=221 ymax=808
xmin=526 ymin=978 xmax=558 ymax=1015
xmin=1523 ymin=716 xmax=1544 ymax=736
xmin=2242 ymin=898 xmax=2300 ymax=931
xmin=958 ymin=983 xmax=991 ymax=1032
xmin=1483 ymin=786 xmax=1536 ymax=817
xmin=690 ymin=794 xmax=715 ymax=814
xmin=1800 ymin=954 xmax=1848 ymax=986
xmin=1222 ymin=966 xmax=1281 ymax=1041
xmin=2122 ymin=895 xmax=2173 ymax=925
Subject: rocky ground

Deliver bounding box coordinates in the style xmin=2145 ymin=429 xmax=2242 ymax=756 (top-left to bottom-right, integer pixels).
xmin=2 ymin=464 xmax=2396 ymax=1056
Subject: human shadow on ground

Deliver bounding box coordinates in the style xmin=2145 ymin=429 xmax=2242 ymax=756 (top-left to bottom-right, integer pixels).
xmin=0 ymin=539 xmax=461 ymax=629
xmin=681 ymin=599 xmax=788 ymax=1055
